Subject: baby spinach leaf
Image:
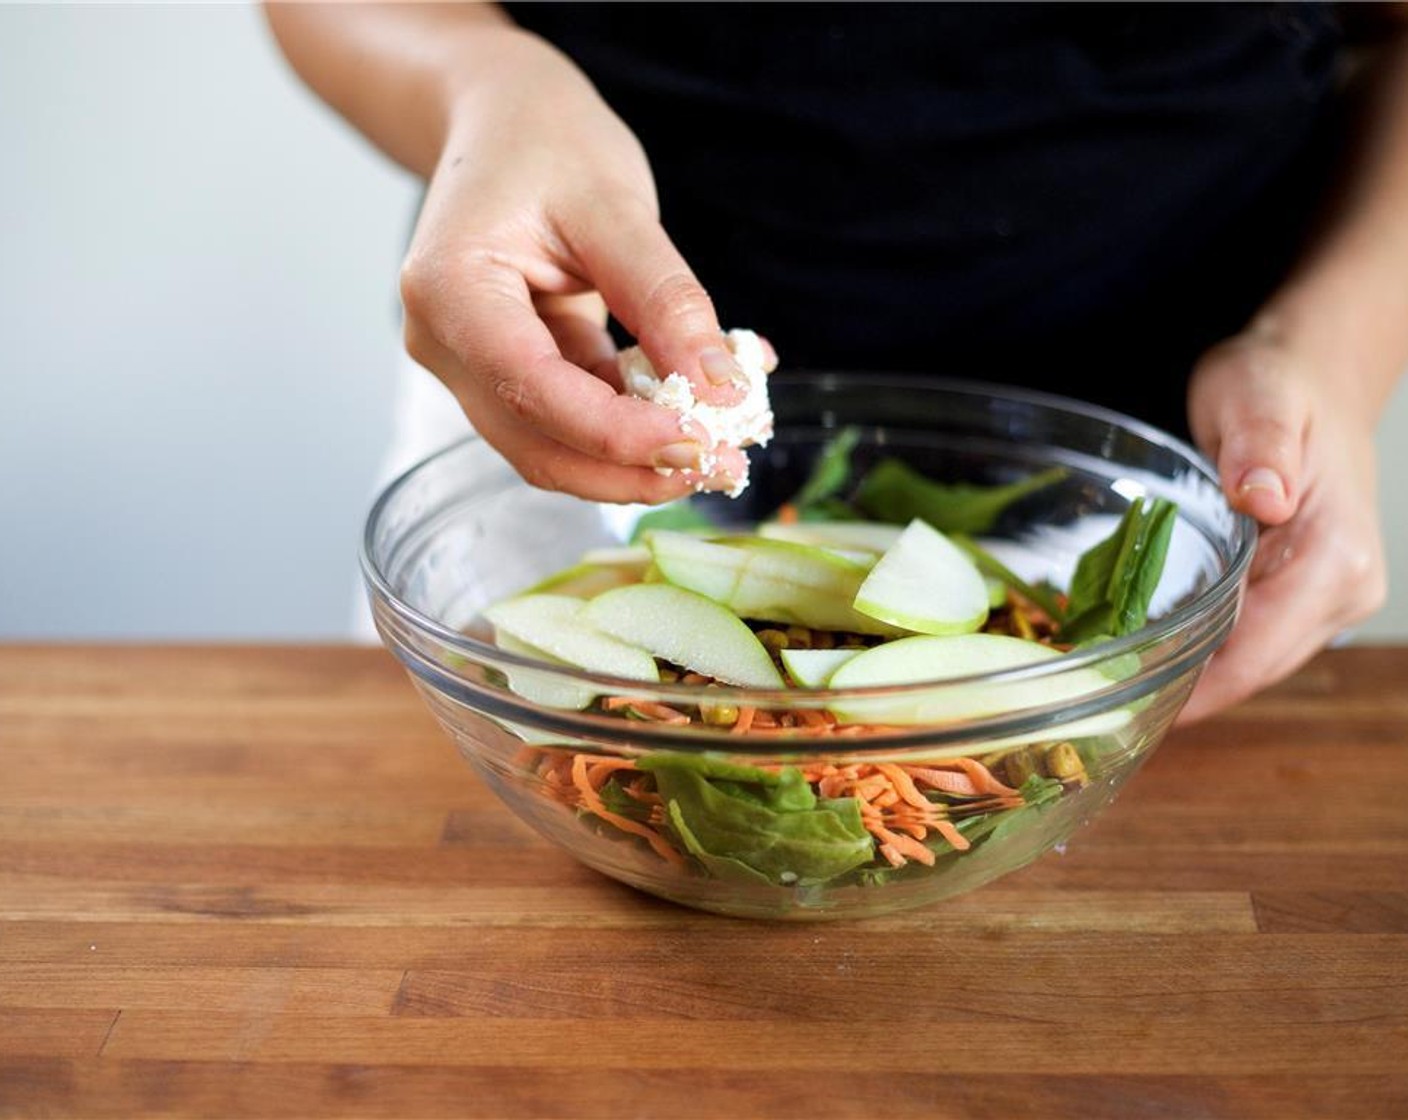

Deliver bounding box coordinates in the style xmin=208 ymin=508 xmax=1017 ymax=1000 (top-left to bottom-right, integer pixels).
xmin=638 ymin=752 xmax=817 ymax=812
xmin=854 ymin=460 xmax=1068 ymax=534
xmin=1016 ymin=772 xmax=1065 ymax=808
xmin=651 ymin=764 xmax=873 ymax=885
xmin=1060 ymin=496 xmax=1176 ymax=644
xmin=790 ymin=425 xmax=861 ymax=513
xmin=597 ymin=777 xmax=652 ymax=822
xmin=713 ymin=768 xmax=817 ymax=813
xmin=667 ymin=802 xmax=776 ymax=887
xmin=637 ymin=751 xmax=787 ymax=786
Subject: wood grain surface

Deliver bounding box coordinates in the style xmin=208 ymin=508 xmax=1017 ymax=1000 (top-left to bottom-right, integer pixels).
xmin=1 ymin=644 xmax=1405 ymax=1119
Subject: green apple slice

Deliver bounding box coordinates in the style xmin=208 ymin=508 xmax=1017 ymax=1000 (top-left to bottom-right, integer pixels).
xmin=579 ymin=545 xmax=652 ymax=568
xmin=828 ymin=632 xmax=1128 ymax=736
xmin=582 ymin=583 xmax=784 ymax=688
xmin=648 ymin=531 xmax=903 ymax=636
xmin=483 ymin=593 xmax=659 ymax=681
xmin=719 ymin=533 xmax=878 ymax=569
xmin=521 ymin=560 xmax=643 ymax=599
xmin=984 ymin=575 xmax=1007 ymax=609
xmin=492 ymin=630 xmax=596 ymax=710
xmin=853 ymin=518 xmax=990 ymax=635
xmin=779 ymin=647 xmax=862 ymax=688
xmin=759 ymin=520 xmax=904 ymax=554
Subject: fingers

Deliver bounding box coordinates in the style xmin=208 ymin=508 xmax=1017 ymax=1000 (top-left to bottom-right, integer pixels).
xmin=403 ymin=272 xmax=747 ymax=502
xmin=460 ymin=396 xmax=744 ymax=504
xmin=1188 ymin=339 xmax=1308 ymax=527
xmin=1177 ymin=529 xmax=1329 ymax=721
xmin=403 ymin=249 xmax=727 ymax=478
xmin=1176 ymin=324 xmax=1392 ymax=724
xmin=1177 ymin=512 xmax=1387 ymax=725
xmin=562 ymin=194 xmax=747 ymax=406
xmin=534 ymin=291 xmax=622 ymax=385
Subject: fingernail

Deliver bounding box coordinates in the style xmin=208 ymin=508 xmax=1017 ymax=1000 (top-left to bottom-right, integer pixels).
xmin=1238 ymin=467 xmax=1286 ymax=501
xmin=760 ymin=338 xmax=780 ymax=374
xmin=699 ymin=347 xmax=745 ymax=386
xmin=653 ymin=441 xmax=703 ymax=470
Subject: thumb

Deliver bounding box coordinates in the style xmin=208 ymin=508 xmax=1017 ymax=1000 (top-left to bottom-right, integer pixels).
xmin=563 ymin=194 xmax=745 ymax=406
xmin=1188 ymin=338 xmax=1308 ymax=527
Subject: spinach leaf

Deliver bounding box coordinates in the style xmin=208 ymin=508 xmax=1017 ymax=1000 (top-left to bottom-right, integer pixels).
xmin=854 ymin=460 xmax=1068 ymax=534
xmin=597 ymin=777 xmax=652 ymax=822
xmin=856 ymin=772 xmax=1064 ymax=884
xmin=637 ymin=751 xmax=789 ymax=786
xmin=667 ymin=803 xmax=776 ymax=887
xmin=629 ymin=501 xmax=715 ymax=544
xmin=638 ymin=751 xmax=818 ymax=812
xmin=790 ymin=425 xmax=861 ymax=513
xmin=713 ymin=768 xmax=817 ymax=813
xmin=1016 ymin=772 xmax=1065 ymax=808
xmin=1059 ymin=496 xmax=1176 ymax=644
xmin=649 ymin=763 xmax=873 ymax=885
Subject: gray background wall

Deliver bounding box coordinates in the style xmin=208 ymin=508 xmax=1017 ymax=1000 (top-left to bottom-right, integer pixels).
xmin=2 ymin=4 xmax=1405 ymax=641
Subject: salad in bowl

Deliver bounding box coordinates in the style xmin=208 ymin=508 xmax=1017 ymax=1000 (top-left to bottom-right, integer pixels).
xmin=362 ymin=374 xmax=1253 ymax=919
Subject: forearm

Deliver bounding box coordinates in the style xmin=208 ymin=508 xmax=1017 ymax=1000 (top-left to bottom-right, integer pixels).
xmin=1252 ymin=25 xmax=1408 ymax=422
xmin=261 ymin=1 xmax=533 ymax=177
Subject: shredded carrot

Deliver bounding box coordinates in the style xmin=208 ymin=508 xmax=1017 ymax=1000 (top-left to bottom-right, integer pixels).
xmin=526 ymin=745 xmax=1019 ymax=874
xmin=903 ymin=766 xmax=980 ymax=797
xmin=633 ymin=701 xmax=690 ymax=724
xmin=601 ymin=697 xmax=690 ymax=724
xmin=570 ymin=754 xmax=684 ymax=867
xmin=517 ymin=627 xmax=1053 ymax=875
xmin=875 ymin=763 xmax=932 ymax=810
xmin=581 ymin=757 xmax=640 ymax=790
xmin=869 ymin=823 xmax=936 ymax=867
xmin=930 ymin=819 xmax=971 ymax=851
xmin=943 ymin=757 xmax=1020 ymax=797
xmin=776 ymin=503 xmax=799 ymax=524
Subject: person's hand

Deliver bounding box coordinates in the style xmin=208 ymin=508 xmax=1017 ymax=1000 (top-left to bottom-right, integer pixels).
xmin=1180 ymin=327 xmax=1388 ymax=722
xmin=397 ymin=28 xmax=757 ymax=503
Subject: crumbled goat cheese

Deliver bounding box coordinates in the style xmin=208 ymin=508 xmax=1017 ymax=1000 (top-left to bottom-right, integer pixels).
xmin=619 ymin=328 xmax=774 ymax=498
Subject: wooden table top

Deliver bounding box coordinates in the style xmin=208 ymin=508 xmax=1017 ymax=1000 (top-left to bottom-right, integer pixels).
xmin=1 ymin=644 xmax=1405 ymax=1119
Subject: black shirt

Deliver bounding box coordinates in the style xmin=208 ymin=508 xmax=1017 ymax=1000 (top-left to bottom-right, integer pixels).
xmin=505 ymin=1 xmax=1346 ymax=436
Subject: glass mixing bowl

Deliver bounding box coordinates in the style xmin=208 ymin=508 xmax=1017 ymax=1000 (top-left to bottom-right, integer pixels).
xmin=361 ymin=374 xmax=1254 ymax=920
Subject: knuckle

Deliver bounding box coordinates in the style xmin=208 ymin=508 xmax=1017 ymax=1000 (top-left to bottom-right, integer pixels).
xmin=593 ymin=424 xmax=641 ymax=466
xmin=516 ymin=458 xmax=562 ymax=494
xmin=1239 ymin=422 xmax=1299 ymax=467
xmin=491 ymin=373 xmax=538 ymax=422
xmin=402 ymin=318 xmax=438 ymax=371
xmin=641 ymin=271 xmax=716 ymax=335
xmin=1347 ymin=554 xmax=1388 ymax=616
xmin=397 ymin=251 xmax=442 ymax=323
xmin=400 ymin=239 xmax=515 ymax=317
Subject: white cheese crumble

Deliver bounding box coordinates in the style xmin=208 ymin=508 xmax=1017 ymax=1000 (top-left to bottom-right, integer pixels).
xmin=618 ymin=328 xmax=774 ymax=498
